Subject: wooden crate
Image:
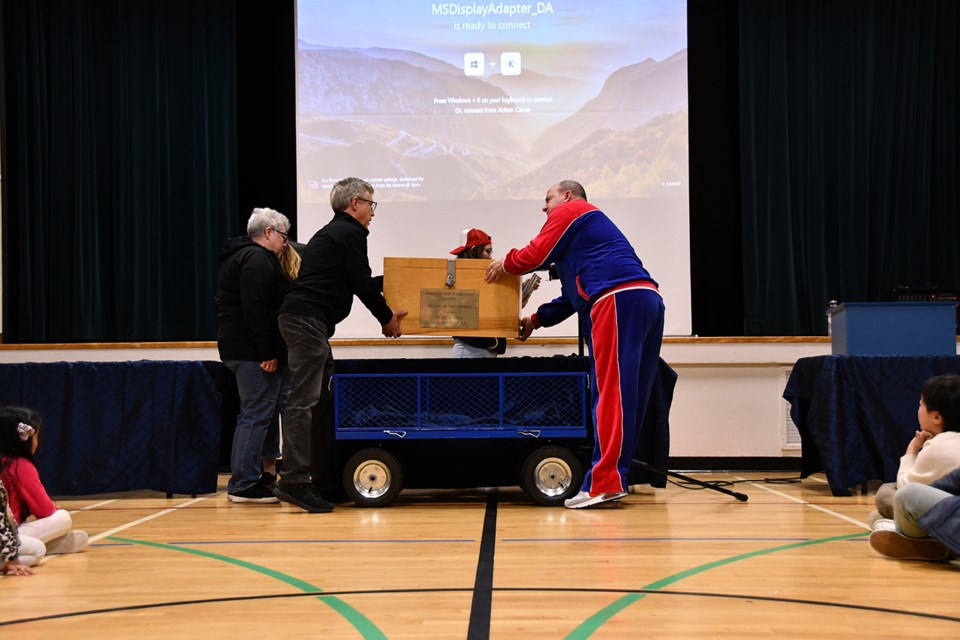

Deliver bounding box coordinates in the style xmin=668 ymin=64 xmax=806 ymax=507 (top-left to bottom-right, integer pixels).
xmin=383 ymin=257 xmax=520 ymax=337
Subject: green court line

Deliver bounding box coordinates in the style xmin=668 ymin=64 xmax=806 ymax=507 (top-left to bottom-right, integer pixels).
xmin=109 ymin=536 xmax=386 ymax=640
xmin=565 ymin=532 xmax=870 ymax=639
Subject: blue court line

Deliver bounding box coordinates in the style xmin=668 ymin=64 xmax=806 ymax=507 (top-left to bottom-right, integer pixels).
xmin=503 ymin=537 xmax=812 ymax=542
xmin=93 ymin=536 xmax=870 ymax=548
xmin=97 ymin=538 xmax=474 ymax=547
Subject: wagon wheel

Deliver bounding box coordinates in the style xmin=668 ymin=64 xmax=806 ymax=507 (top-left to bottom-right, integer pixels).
xmin=342 ymin=448 xmax=404 ymax=507
xmin=520 ymin=446 xmax=583 ymax=506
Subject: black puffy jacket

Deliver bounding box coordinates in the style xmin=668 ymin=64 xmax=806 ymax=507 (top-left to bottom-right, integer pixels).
xmin=215 ymin=237 xmax=290 ymax=362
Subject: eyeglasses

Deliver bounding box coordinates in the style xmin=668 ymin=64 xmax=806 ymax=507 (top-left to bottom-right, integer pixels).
xmin=356 ymin=197 xmax=378 ymax=211
xmin=272 ymin=228 xmax=288 ymax=242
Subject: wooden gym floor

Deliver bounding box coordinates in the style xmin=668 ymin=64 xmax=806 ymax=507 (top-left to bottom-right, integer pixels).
xmin=1 ymin=472 xmax=958 ymax=639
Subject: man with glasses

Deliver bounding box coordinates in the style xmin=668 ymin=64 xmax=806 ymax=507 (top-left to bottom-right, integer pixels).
xmin=215 ymin=207 xmax=293 ymax=504
xmin=276 ymin=177 xmax=406 ymax=512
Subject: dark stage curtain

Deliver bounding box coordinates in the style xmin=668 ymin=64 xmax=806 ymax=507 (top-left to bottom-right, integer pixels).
xmin=739 ymin=0 xmax=960 ymax=335
xmin=0 ymin=0 xmax=238 ymax=342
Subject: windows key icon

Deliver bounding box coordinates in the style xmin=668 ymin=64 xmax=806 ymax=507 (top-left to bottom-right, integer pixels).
xmin=501 ymin=52 xmax=521 ymax=76
xmin=464 ymin=53 xmax=485 ymax=76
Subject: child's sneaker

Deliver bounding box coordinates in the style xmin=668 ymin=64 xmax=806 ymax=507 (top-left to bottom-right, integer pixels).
xmin=872 ymin=518 xmax=897 ymax=532
xmin=46 ymin=530 xmax=90 ymax=555
xmin=228 ymin=484 xmax=281 ymax=503
xmin=869 ymin=529 xmax=951 ymax=561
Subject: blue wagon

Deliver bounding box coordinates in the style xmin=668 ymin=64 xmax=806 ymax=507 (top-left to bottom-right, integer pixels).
xmin=330 ymin=356 xmax=675 ymax=507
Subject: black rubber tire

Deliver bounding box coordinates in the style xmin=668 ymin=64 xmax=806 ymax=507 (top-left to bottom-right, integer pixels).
xmin=520 ymin=446 xmax=583 ymax=506
xmin=342 ymin=448 xmax=404 ymax=507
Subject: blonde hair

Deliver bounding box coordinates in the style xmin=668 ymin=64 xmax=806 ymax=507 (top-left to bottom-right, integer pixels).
xmin=279 ymin=244 xmax=301 ymax=280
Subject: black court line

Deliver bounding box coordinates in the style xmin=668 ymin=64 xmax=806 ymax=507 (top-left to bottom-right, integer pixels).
xmin=467 ymin=492 xmax=498 ymax=640
xmin=4 ymin=586 xmax=959 ymax=628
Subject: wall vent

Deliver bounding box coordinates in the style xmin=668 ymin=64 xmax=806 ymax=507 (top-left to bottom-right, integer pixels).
xmin=781 ymin=368 xmax=801 ymax=449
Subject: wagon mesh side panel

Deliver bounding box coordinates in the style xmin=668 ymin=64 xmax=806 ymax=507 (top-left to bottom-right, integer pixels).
xmin=336 ymin=372 xmax=586 ymax=431
xmin=503 ymin=374 xmax=585 ymax=427
xmin=336 ymin=375 xmax=419 ymax=429
xmin=421 ymin=375 xmax=500 ymax=427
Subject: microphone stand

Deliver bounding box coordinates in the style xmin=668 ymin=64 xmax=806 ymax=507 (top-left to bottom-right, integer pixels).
xmin=630 ymin=458 xmax=749 ymax=502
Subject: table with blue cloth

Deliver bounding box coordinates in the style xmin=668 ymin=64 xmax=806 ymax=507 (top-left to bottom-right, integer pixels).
xmin=0 ymin=361 xmax=233 ymax=496
xmin=783 ymin=355 xmax=960 ymax=496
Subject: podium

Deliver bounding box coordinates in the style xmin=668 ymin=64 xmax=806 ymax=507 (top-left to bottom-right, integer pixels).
xmin=828 ymin=302 xmax=957 ymax=355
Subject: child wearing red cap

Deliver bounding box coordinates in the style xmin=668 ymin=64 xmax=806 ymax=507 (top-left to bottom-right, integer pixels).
xmin=450 ymin=228 xmax=494 ymax=259
xmin=450 ymin=228 xmax=503 ymax=357
xmin=449 ymin=228 xmax=540 ymax=357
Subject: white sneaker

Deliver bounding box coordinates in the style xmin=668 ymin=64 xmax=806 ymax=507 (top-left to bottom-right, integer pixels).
xmin=45 ymin=530 xmax=90 ymax=555
xmin=564 ymin=491 xmax=628 ymax=509
xmin=872 ymin=518 xmax=897 ymax=532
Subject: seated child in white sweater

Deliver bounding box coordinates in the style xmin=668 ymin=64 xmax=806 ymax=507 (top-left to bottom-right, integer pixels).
xmin=871 ymin=374 xmax=960 ymax=527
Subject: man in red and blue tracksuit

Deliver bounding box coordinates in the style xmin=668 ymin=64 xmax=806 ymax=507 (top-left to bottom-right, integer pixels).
xmin=486 ymin=180 xmax=665 ymax=508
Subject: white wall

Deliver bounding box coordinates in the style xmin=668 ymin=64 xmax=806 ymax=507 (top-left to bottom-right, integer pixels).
xmin=0 ymin=338 xmax=846 ymax=458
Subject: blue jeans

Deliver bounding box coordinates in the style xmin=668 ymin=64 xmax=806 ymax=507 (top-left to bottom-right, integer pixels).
xmin=224 ymin=359 xmax=289 ymax=493
xmin=277 ymin=313 xmax=334 ymax=484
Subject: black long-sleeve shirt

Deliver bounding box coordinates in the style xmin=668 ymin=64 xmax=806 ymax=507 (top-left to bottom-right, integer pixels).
xmin=279 ymin=211 xmax=392 ymax=335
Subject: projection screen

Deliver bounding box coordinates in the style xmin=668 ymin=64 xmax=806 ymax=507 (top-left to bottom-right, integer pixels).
xmin=295 ymin=0 xmax=690 ymax=338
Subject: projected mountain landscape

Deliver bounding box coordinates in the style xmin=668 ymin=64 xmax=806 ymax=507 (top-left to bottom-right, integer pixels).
xmin=297 ymin=44 xmax=688 ymax=202
xmin=294 ymin=1 xmax=694 ymax=337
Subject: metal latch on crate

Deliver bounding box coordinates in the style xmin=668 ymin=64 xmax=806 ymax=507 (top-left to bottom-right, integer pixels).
xmin=518 ymin=430 xmax=541 ymax=438
xmin=445 ymin=259 xmax=456 ymax=287
xmin=383 ymin=430 xmax=407 ymax=438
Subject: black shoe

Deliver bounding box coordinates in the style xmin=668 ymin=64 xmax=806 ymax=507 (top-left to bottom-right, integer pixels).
xmin=258 ymin=471 xmax=278 ymax=488
xmin=312 ymin=482 xmax=348 ymax=504
xmin=228 ymin=484 xmax=281 ymax=504
xmin=274 ymin=482 xmax=334 ymax=513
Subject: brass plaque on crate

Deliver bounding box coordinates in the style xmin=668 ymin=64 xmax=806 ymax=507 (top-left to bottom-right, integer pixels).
xmin=383 ymin=257 xmax=521 ymax=337
xmin=419 ymin=288 xmax=480 ymax=329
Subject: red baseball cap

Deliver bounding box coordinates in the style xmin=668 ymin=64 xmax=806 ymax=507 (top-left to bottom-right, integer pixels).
xmin=450 ymin=228 xmax=492 ymax=255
